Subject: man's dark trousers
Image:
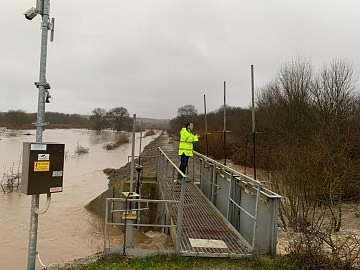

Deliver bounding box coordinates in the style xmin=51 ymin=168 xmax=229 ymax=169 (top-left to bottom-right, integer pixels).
xmin=179 ymin=153 xmax=189 ymax=175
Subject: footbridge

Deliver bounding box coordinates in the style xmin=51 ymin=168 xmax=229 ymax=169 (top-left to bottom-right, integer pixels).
xmin=104 ymin=147 xmax=281 ymax=257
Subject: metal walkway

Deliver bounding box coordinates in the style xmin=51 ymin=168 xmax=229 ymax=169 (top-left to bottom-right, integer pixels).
xmin=104 ymin=143 xmax=281 ymax=258
xmin=170 ymin=181 xmax=250 ymax=257
xmin=157 ymin=147 xmax=281 ymax=257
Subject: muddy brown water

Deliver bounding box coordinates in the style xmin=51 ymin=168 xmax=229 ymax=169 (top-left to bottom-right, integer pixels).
xmin=0 ymin=128 xmax=159 ymax=270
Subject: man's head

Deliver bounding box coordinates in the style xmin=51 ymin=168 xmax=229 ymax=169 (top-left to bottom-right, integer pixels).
xmin=185 ymin=122 xmax=194 ymax=130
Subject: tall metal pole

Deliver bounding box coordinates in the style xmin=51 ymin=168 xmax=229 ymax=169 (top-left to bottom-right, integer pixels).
xmin=136 ymin=121 xmax=143 ymax=195
xmin=223 ymin=81 xmax=227 ymax=166
xmin=251 ymin=65 xmax=257 ymax=180
xmin=138 ymin=121 xmax=143 ymax=160
xmin=130 ymin=114 xmax=136 ymax=192
xmin=28 ymin=1 xmax=51 ymax=269
xmin=203 ymin=94 xmax=209 ymax=156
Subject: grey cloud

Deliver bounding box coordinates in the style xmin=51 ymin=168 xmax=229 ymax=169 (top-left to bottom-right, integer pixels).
xmin=1 ymin=0 xmax=359 ymax=119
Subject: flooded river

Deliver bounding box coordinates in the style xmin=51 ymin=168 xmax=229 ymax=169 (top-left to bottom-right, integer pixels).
xmin=0 ymin=128 xmax=158 ymax=270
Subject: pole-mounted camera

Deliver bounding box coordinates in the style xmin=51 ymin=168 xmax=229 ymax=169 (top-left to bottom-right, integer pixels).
xmin=24 ymin=7 xmax=38 ymax=20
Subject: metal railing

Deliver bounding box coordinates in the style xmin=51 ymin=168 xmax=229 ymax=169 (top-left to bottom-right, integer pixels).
xmin=103 ymin=148 xmax=187 ymax=255
xmin=104 ymin=197 xmax=180 ymax=255
xmin=191 ymin=151 xmax=281 ymax=254
xmin=156 ymin=147 xmax=187 ymax=252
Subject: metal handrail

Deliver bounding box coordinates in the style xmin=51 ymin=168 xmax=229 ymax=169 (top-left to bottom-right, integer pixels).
xmin=156 ymin=148 xmax=186 ymax=252
xmin=194 ymin=150 xmax=262 ymax=187
xmin=193 ymin=150 xmax=280 ymax=253
xmin=104 ymin=197 xmax=181 ymax=253
xmin=157 ymin=147 xmax=186 ymax=178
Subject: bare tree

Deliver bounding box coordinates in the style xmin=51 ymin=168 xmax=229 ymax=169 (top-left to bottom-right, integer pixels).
xmin=170 ymin=104 xmax=199 ymax=132
xmin=177 ymin=104 xmax=198 ymax=118
xmin=90 ymin=108 xmax=108 ymax=130
xmin=311 ymin=59 xmax=357 ymax=129
xmin=107 ymin=107 xmax=130 ymax=131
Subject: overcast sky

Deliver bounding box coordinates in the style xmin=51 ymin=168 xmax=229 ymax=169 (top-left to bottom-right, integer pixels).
xmin=1 ymin=1 xmax=359 ymax=119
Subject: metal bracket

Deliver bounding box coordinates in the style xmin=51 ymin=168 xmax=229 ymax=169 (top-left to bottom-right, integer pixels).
xmin=34 ymin=82 xmax=51 ymax=89
xmin=32 ymin=121 xmax=49 ymax=128
xmin=50 ymin=18 xmax=55 ymax=42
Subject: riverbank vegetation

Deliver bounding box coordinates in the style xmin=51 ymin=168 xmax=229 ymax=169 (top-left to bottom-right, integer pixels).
xmin=144 ymin=129 xmax=156 ymax=136
xmin=78 ymin=256 xmax=286 ymax=270
xmin=0 ymin=111 xmax=91 ymax=129
xmin=169 ymin=57 xmax=360 ymax=268
xmin=1 ymin=160 xmax=21 ymax=193
xmin=75 ymin=254 xmax=297 ymax=270
xmin=104 ymin=132 xmax=130 ymax=150
xmin=0 ymin=108 xmax=169 ymax=131
xmin=75 ymin=143 xmax=90 ymax=155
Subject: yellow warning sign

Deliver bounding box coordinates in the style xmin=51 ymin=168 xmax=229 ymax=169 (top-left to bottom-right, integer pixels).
xmin=34 ymin=161 xmax=50 ymax=172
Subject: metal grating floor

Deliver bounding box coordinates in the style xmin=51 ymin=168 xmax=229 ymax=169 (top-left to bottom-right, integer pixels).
xmin=169 ymin=181 xmax=250 ymax=257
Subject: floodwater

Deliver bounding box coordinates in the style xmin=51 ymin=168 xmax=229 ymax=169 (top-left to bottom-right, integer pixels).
xmin=0 ymin=128 xmax=158 ymax=270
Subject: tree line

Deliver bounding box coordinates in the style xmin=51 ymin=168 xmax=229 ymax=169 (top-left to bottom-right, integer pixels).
xmin=0 ymin=110 xmax=90 ymax=129
xmin=0 ymin=106 xmax=131 ymax=131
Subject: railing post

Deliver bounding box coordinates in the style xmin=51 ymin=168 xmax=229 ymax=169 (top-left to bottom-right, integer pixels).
xmin=156 ymin=149 xmax=160 ymax=182
xmin=192 ymin=157 xmax=195 ymax=181
xmin=164 ymin=155 xmax=167 ymax=184
xmin=104 ymin=198 xmax=109 ymax=254
xmin=161 ymin=153 xmax=166 ymax=185
xmin=211 ymin=164 xmax=216 ymax=205
xmin=226 ymin=173 xmax=234 ymax=221
xmin=270 ymin=197 xmax=280 ymax=254
xmin=251 ymin=185 xmax=261 ymax=251
xmin=176 ymin=178 xmax=186 ymax=253
xmin=199 ymin=158 xmax=203 ymax=188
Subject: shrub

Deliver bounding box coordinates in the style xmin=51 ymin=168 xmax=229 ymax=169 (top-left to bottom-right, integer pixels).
xmin=287 ymin=220 xmax=360 ymax=270
xmin=144 ymin=129 xmax=155 ymax=136
xmin=104 ymin=132 xmax=129 ymax=150
xmin=1 ymin=162 xmax=21 ymax=193
xmin=75 ymin=143 xmax=89 ymax=154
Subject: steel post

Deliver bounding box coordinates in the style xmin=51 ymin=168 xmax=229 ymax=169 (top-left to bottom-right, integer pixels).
xmin=175 ymin=179 xmax=186 ymax=253
xmin=130 ymin=114 xmax=136 ymax=192
xmin=223 ymin=81 xmax=227 ymax=166
xmin=251 ymin=185 xmax=261 ymax=251
xmin=251 ymin=65 xmax=256 ymax=180
xmin=27 ymin=1 xmax=50 ymax=269
xmin=104 ymin=198 xmax=109 ymax=253
xmin=203 ymin=94 xmax=209 ymax=156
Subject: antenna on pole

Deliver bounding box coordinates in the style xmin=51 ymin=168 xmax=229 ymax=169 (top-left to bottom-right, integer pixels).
xmin=136 ymin=121 xmax=143 ymax=195
xmin=130 ymin=114 xmax=136 ymax=192
xmin=223 ymin=81 xmax=227 ymax=165
xmin=203 ymin=94 xmax=209 ymax=156
xmin=251 ymin=65 xmax=257 ymax=180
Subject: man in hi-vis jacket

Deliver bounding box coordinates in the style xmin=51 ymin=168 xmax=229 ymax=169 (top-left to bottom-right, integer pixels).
xmin=178 ymin=122 xmax=200 ymax=178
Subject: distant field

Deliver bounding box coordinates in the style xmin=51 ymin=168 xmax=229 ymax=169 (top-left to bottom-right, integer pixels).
xmin=137 ymin=117 xmax=169 ymax=130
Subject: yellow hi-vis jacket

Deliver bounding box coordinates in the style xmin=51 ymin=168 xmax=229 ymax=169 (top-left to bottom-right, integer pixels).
xmin=178 ymin=127 xmax=198 ymax=156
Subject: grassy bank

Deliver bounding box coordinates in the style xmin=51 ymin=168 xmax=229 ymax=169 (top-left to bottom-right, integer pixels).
xmin=76 ymin=254 xmax=297 ymax=270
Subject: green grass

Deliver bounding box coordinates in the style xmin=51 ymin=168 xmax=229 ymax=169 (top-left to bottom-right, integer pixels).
xmin=77 ymin=254 xmax=299 ymax=270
